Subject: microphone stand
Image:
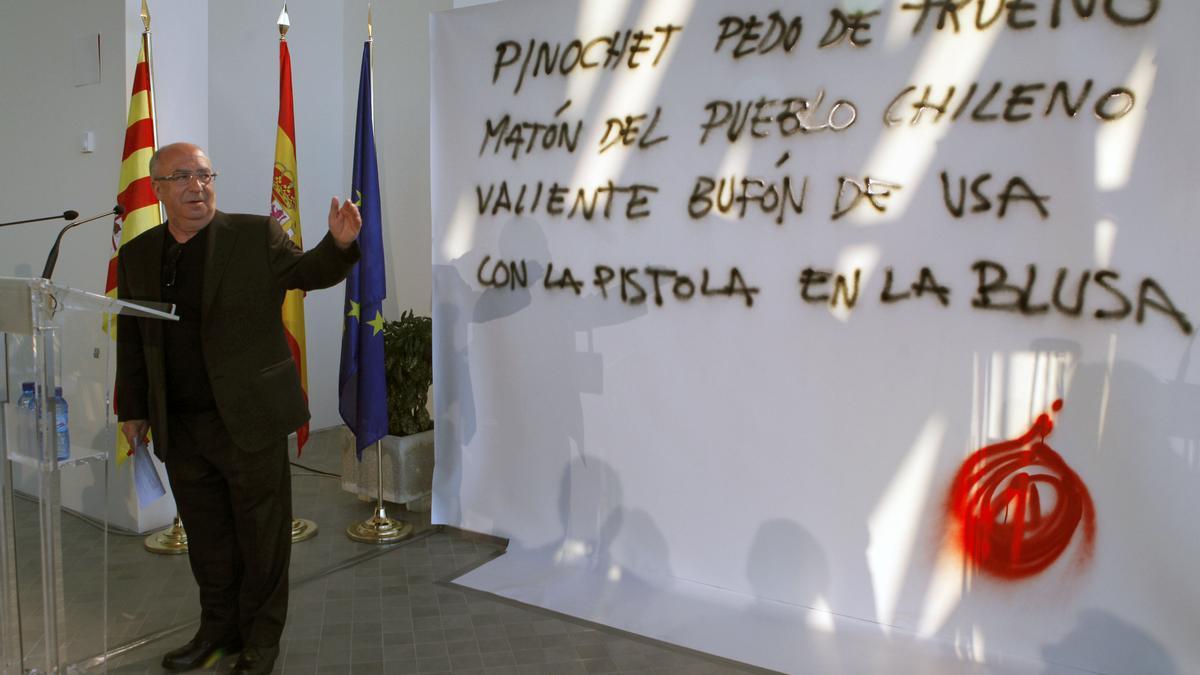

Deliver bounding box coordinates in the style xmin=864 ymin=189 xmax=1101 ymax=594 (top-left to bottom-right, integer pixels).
xmin=0 ymin=210 xmax=79 ymax=228
xmin=41 ymin=206 xmax=123 ymax=281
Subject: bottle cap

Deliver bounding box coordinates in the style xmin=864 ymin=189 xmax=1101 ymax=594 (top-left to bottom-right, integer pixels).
xmin=54 ymin=386 xmax=63 ymax=397
xmin=22 ymin=381 xmax=34 ymax=392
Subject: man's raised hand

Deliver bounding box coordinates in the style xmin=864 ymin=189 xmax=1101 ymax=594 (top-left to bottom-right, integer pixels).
xmin=328 ymin=197 xmax=362 ymax=248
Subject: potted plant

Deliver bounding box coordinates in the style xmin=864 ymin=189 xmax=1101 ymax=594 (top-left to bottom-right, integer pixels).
xmin=383 ymin=310 xmax=433 ymax=437
xmin=342 ymin=310 xmax=435 ymax=510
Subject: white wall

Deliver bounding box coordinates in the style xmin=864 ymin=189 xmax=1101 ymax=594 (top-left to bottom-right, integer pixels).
xmin=0 ymin=1 xmax=127 ymax=288
xmin=0 ymin=0 xmax=172 ymax=532
xmin=207 ymin=0 xmax=347 ymax=432
xmin=204 ymin=0 xmax=451 ymax=430
xmin=430 ymin=0 xmax=1200 ymax=671
xmin=345 ymin=1 xmax=452 ymax=321
xmin=135 ymin=0 xmax=208 ymax=150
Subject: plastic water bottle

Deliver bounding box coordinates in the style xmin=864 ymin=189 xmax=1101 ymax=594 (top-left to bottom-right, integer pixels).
xmin=15 ymin=381 xmax=34 ymax=413
xmin=16 ymin=382 xmax=35 ymax=456
xmin=53 ymin=386 xmax=70 ymax=462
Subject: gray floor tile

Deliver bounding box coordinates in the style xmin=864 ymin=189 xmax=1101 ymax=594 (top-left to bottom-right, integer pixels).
xmin=480 ymin=649 xmax=516 ymax=667
xmin=507 ymin=635 xmax=541 ymax=651
xmin=450 ymin=651 xmax=485 ymax=669
xmin=383 ymin=642 xmax=418 ymax=661
xmin=415 ymin=641 xmax=450 ymax=659
xmin=415 ymin=627 xmax=447 ymax=644
xmin=582 ymin=657 xmax=621 ymax=674
xmin=573 ymin=638 xmax=609 ymax=658
xmin=7 ymin=429 xmax=763 ymax=675
xmin=418 ymin=655 xmax=452 ymax=672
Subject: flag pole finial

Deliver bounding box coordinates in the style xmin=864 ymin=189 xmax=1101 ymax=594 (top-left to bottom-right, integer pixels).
xmin=367 ymin=3 xmax=373 ymax=42
xmin=140 ymin=0 xmax=151 ymax=32
xmin=278 ymin=3 xmax=290 ymax=40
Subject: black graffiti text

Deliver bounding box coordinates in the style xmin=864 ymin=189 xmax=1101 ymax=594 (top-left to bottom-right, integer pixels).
xmin=700 ymin=91 xmax=857 ymax=144
xmin=492 ymin=24 xmax=684 ymax=95
xmin=940 ymin=172 xmax=1050 ymax=219
xmin=714 ymin=12 xmax=803 ymax=58
xmin=899 ymin=0 xmax=1158 ymax=34
xmin=476 ymin=180 xmax=659 ymax=220
xmin=885 ymin=80 xmax=1136 ymax=126
xmin=972 ymin=260 xmax=1191 ymax=335
xmin=480 ymin=101 xmax=582 ymax=160
xmin=689 ymin=173 xmax=808 ymax=225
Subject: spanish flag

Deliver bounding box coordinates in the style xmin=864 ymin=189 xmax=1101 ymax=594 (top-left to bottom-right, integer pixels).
xmin=272 ymin=27 xmax=311 ymax=452
xmin=107 ymin=20 xmax=161 ymax=465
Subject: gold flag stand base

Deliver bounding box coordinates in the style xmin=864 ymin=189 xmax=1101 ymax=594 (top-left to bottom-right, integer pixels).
xmin=291 ymin=517 xmax=319 ymax=543
xmin=144 ymin=516 xmax=188 ymax=555
xmin=145 ymin=515 xmax=317 ymax=554
xmin=346 ymin=440 xmax=413 ymax=544
xmin=346 ymin=505 xmax=412 ymax=544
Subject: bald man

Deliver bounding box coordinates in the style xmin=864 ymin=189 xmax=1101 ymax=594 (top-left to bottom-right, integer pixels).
xmin=117 ymin=143 xmax=361 ymax=675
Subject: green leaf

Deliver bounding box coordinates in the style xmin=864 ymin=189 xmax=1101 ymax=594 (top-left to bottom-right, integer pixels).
xmin=382 ymin=309 xmax=433 ymax=436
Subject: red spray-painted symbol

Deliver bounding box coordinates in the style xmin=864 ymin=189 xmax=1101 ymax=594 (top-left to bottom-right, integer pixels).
xmin=947 ymin=400 xmax=1095 ymax=579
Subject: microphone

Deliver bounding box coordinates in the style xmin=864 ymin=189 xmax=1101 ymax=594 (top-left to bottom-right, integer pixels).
xmin=41 ymin=205 xmax=124 ymax=281
xmin=0 ymin=210 xmax=80 ymax=228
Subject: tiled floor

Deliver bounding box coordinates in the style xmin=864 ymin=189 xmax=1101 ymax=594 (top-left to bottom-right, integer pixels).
xmin=7 ymin=429 xmax=766 ymax=674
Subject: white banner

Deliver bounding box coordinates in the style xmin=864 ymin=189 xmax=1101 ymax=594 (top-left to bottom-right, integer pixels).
xmin=430 ymin=1 xmax=1198 ymax=671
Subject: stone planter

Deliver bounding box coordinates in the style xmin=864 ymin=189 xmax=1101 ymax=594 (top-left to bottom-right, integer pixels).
xmin=340 ymin=428 xmax=434 ymax=512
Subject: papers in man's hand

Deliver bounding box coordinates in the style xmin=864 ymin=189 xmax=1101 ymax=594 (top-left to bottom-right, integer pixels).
xmin=133 ymin=439 xmax=166 ymax=508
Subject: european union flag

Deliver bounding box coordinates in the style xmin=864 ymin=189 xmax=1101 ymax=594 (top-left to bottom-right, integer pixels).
xmin=339 ymin=41 xmax=389 ymax=456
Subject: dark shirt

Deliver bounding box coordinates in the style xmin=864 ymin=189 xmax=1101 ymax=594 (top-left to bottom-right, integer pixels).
xmin=161 ymin=226 xmax=216 ymax=413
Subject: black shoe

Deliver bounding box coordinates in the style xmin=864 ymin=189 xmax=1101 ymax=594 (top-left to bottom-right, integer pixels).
xmin=231 ymin=645 xmax=279 ymax=675
xmin=161 ymin=636 xmax=242 ymax=671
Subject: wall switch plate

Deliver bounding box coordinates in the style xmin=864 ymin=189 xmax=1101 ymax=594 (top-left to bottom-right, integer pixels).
xmin=82 ymin=131 xmax=95 ymax=153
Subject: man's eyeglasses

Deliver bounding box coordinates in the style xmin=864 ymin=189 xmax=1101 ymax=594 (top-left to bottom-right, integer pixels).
xmin=163 ymin=243 xmax=184 ymax=290
xmin=153 ymin=171 xmax=218 ymax=185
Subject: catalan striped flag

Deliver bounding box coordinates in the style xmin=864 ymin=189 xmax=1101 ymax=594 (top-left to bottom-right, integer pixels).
xmin=107 ymin=27 xmax=161 ymax=466
xmin=272 ymin=33 xmax=311 ymax=453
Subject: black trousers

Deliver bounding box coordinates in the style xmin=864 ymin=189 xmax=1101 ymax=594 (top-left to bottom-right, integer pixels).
xmin=163 ymin=410 xmax=292 ymax=648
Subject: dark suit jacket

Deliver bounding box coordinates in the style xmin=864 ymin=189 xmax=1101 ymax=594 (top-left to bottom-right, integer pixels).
xmin=116 ymin=210 xmax=359 ymax=458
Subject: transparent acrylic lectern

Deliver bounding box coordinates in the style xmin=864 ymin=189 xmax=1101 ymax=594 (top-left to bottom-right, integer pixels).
xmin=0 ymin=277 xmax=175 ymax=674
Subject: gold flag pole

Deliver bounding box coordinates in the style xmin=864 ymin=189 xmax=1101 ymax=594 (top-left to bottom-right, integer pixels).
xmin=144 ymin=515 xmax=188 ymax=554
xmin=275 ymin=1 xmax=318 ymax=544
xmin=347 ymin=440 xmax=412 ymax=544
xmin=345 ymin=5 xmax=409 ymax=545
xmin=136 ymin=0 xmax=186 ymax=556
xmin=141 ymin=0 xmax=164 ymax=225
